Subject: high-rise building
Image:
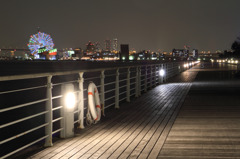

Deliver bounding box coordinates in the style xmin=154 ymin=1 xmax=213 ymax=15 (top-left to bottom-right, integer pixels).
xmin=112 ymin=38 xmax=118 ymax=51
xmin=95 ymin=42 xmax=101 ymax=52
xmin=105 ymin=39 xmax=111 ymax=51
xmin=193 ymin=49 xmax=198 ymax=59
xmin=86 ymin=41 xmax=95 ymax=55
xmin=120 ymin=44 xmax=129 ymax=61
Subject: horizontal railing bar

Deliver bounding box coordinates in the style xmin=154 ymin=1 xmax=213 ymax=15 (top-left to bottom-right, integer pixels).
xmin=74 ymin=120 xmax=79 ymax=124
xmin=52 ymin=95 xmax=63 ymax=100
xmin=105 ymin=96 xmax=115 ymax=101
xmin=105 ymin=89 xmax=115 ymax=94
xmin=105 ymin=73 xmax=116 ymax=77
xmin=0 ymin=85 xmax=47 ymax=95
xmin=130 ymin=83 xmax=135 ymax=86
xmin=129 ymin=76 xmax=136 ymax=80
xmin=119 ymin=79 xmax=127 ymax=82
xmin=0 ymin=111 xmax=48 ymax=129
xmin=96 ymin=84 xmax=101 ymax=88
xmin=84 ymin=76 xmax=99 ymax=81
xmin=130 ymin=88 xmax=135 ymax=91
xmin=0 ymin=123 xmax=48 ymax=145
xmin=2 ymin=135 xmax=49 ymax=159
xmin=104 ymin=103 xmax=115 ymax=109
xmin=73 ymin=90 xmax=80 ymax=94
xmin=119 ymin=72 xmax=127 ymax=75
xmin=0 ymin=98 xmax=48 ymax=113
xmin=52 ymin=128 xmax=63 ymax=135
xmin=119 ymin=85 xmax=127 ymax=89
xmin=119 ymin=97 xmax=127 ymax=102
xmin=74 ymin=110 xmax=78 ymax=114
xmin=53 ymin=80 xmax=78 ymax=86
xmin=52 ymin=106 xmax=63 ymax=111
xmin=104 ymin=81 xmax=116 ymax=86
xmin=130 ymin=92 xmax=135 ymax=96
xmin=52 ymin=117 xmax=63 ymax=123
xmin=119 ymin=91 xmax=127 ymax=95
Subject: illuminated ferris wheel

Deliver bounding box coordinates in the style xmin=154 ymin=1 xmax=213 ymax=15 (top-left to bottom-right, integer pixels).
xmin=28 ymin=31 xmax=54 ymax=55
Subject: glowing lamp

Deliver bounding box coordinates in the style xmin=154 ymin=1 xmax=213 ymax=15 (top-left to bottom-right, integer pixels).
xmin=159 ymin=69 xmax=165 ymax=77
xmin=65 ymin=92 xmax=76 ymax=109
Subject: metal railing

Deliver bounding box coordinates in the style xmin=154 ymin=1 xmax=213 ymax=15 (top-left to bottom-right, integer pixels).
xmin=0 ymin=61 xmax=197 ymax=158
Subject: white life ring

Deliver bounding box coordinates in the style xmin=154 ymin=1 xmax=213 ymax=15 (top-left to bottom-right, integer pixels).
xmin=88 ymin=82 xmax=101 ymax=121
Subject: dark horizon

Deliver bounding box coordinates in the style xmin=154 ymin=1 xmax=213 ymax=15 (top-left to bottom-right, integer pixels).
xmin=1 ymin=0 xmax=240 ymax=52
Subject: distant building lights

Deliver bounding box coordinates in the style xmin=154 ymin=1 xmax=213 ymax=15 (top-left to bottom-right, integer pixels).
xmin=129 ymin=56 xmax=134 ymax=60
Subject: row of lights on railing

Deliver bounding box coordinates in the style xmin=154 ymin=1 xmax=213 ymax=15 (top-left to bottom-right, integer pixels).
xmin=214 ymin=59 xmax=239 ymax=64
xmin=183 ymin=61 xmax=200 ymax=68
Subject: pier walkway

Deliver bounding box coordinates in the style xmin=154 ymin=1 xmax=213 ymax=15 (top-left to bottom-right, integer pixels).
xmin=27 ymin=63 xmax=240 ymax=159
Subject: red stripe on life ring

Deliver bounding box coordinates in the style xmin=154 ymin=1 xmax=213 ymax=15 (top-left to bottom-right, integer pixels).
xmin=95 ymin=115 xmax=98 ymax=121
xmin=88 ymin=92 xmax=93 ymax=95
xmin=96 ymin=105 xmax=101 ymax=109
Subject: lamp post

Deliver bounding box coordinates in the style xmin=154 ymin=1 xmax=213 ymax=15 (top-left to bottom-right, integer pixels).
xmin=61 ymin=84 xmax=76 ymax=138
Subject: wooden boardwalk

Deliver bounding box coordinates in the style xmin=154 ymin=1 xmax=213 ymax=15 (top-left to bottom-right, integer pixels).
xmin=28 ymin=63 xmax=240 ymax=159
xmin=29 ymin=70 xmax=197 ymax=159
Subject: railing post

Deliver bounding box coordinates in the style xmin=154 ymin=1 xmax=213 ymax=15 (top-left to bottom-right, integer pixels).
xmin=164 ymin=63 xmax=167 ymax=82
xmin=150 ymin=65 xmax=153 ymax=89
xmin=45 ymin=75 xmax=53 ymax=147
xmin=144 ymin=66 xmax=148 ymax=92
xmin=158 ymin=64 xmax=161 ymax=84
xmin=135 ymin=67 xmax=139 ymax=97
xmin=78 ymin=72 xmax=84 ymax=129
xmin=138 ymin=66 xmax=141 ymax=96
xmin=126 ymin=67 xmax=130 ymax=102
xmin=153 ymin=65 xmax=156 ymax=86
xmin=178 ymin=63 xmax=181 ymax=73
xmin=115 ymin=69 xmax=119 ymax=109
xmin=100 ymin=70 xmax=105 ymax=115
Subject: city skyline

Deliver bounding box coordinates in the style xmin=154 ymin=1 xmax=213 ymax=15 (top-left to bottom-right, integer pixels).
xmin=0 ymin=0 xmax=240 ymax=52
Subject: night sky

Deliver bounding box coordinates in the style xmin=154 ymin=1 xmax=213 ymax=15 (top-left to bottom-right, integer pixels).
xmin=0 ymin=0 xmax=240 ymax=52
